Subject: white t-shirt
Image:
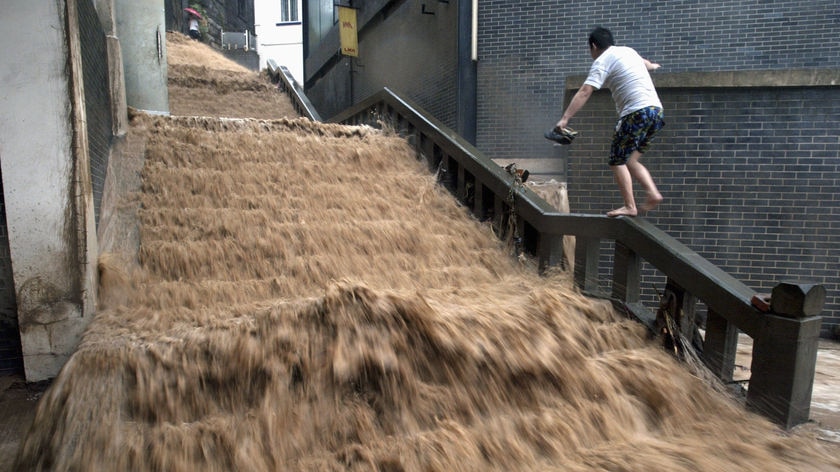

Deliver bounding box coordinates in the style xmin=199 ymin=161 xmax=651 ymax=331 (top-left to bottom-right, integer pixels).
xmin=583 ymin=46 xmax=662 ymax=118
xmin=189 ymin=18 xmax=199 ymax=32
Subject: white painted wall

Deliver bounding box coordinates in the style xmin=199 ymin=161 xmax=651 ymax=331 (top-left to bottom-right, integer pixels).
xmin=254 ymin=0 xmax=304 ymax=84
xmin=0 ymin=1 xmax=95 ymax=381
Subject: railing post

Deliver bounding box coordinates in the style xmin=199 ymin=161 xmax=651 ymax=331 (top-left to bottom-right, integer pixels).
xmin=612 ymin=240 xmax=640 ymax=304
xmin=457 ymin=164 xmax=466 ymax=203
xmin=746 ymin=282 xmax=824 ymax=428
xmin=439 ymin=154 xmax=455 ymax=192
xmin=493 ymin=197 xmax=507 ymax=240
xmin=473 ymin=181 xmax=486 ymax=220
xmin=573 ymin=237 xmax=600 ymax=294
xmin=418 ymin=134 xmax=433 ymax=171
xmin=665 ymin=278 xmax=700 ymax=346
xmin=703 ymin=309 xmax=739 ymax=382
xmin=537 ymin=233 xmax=565 ymax=274
xmin=514 ymin=214 xmax=525 ymax=251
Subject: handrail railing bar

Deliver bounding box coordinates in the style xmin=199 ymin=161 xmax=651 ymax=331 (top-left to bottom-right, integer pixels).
xmin=266 ymin=59 xmax=322 ymax=121
xmin=614 ymin=218 xmax=761 ymax=336
xmin=331 ymin=88 xmax=553 ymax=210
xmin=330 ymin=87 xmax=763 ymax=331
xmin=294 ymin=85 xmax=819 ymax=428
xmin=330 ymin=88 xmax=754 ymax=310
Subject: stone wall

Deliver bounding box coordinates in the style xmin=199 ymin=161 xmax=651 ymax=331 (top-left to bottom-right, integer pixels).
xmin=168 ymin=0 xmax=256 ymax=48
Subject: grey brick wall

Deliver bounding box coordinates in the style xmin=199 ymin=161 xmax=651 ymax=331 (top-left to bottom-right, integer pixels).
xmin=478 ymin=1 xmax=840 ymax=338
xmin=477 ymin=0 xmax=840 ymax=162
xmin=567 ymin=87 xmax=839 ymax=337
xmin=353 ymin=1 xmax=458 ymax=128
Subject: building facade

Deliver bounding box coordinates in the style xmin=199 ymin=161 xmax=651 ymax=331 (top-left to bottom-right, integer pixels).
xmin=303 ymin=0 xmax=840 ymax=338
xmin=255 ymin=0 xmax=304 ymax=83
xmin=302 ymin=0 xmax=471 ymax=134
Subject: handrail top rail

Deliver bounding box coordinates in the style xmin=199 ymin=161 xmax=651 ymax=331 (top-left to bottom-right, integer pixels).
xmin=330 ymin=87 xmax=765 ymax=336
xmin=331 ymin=88 xmax=560 ymax=215
xmin=267 ymin=59 xmax=322 ymax=122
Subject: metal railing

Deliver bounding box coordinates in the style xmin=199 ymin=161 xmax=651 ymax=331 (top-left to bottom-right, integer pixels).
xmin=266 ymin=59 xmax=322 ymax=121
xmin=221 ymin=30 xmax=257 ymax=52
xmin=328 ymin=88 xmax=824 ymax=428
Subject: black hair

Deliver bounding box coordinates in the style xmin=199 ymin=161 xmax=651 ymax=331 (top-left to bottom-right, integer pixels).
xmin=588 ymin=27 xmax=615 ymax=50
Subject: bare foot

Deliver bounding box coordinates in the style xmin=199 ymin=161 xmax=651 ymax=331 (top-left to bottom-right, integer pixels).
xmin=607 ymin=206 xmax=637 ymax=217
xmin=641 ymin=192 xmax=663 ymax=212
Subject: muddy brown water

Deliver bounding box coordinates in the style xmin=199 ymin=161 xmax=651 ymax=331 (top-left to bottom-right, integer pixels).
xmin=12 ymin=33 xmax=840 ymax=471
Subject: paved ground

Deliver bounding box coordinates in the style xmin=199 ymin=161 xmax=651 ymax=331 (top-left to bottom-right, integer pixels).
xmin=0 ymin=375 xmax=48 ymax=471
xmin=735 ymin=336 xmax=840 ymax=437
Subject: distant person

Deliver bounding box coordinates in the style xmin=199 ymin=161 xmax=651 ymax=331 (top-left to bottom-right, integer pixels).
xmin=550 ymin=26 xmax=664 ymax=217
xmin=188 ymin=14 xmax=201 ymax=40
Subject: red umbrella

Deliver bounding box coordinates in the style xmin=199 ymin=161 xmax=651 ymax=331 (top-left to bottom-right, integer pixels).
xmin=184 ymin=7 xmax=202 ymax=19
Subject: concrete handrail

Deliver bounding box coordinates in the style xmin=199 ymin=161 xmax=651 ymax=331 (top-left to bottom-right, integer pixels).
xmin=328 ymin=87 xmax=823 ymax=428
xmin=331 ymin=88 xmax=759 ymax=330
xmin=266 ymin=59 xmax=322 ymax=122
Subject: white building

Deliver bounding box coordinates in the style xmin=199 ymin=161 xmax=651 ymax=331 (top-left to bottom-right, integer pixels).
xmin=254 ymin=0 xmax=303 ymax=83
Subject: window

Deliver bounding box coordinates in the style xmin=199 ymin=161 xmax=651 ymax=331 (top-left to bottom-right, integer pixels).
xmin=280 ymin=0 xmax=299 ymax=23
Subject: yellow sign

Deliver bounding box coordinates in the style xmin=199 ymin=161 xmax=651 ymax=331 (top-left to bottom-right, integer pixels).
xmin=338 ymin=6 xmax=358 ymax=57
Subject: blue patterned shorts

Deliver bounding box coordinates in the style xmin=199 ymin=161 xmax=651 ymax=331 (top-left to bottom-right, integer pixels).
xmin=609 ymin=106 xmax=665 ymax=166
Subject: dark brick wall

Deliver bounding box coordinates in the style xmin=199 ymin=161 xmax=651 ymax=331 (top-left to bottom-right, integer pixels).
xmin=477 ymin=0 xmax=840 ymax=163
xmin=0 ymin=0 xmax=116 ymax=374
xmin=305 ymin=0 xmax=458 ymax=128
xmin=567 ymin=87 xmax=840 ymax=337
xmin=78 ymin=0 xmax=112 ymax=226
xmin=353 ymin=1 xmax=458 ymax=128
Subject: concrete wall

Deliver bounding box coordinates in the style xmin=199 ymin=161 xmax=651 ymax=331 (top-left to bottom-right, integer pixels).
xmin=116 ymin=0 xmax=169 ymax=114
xmin=0 ymin=1 xmax=99 ymax=381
